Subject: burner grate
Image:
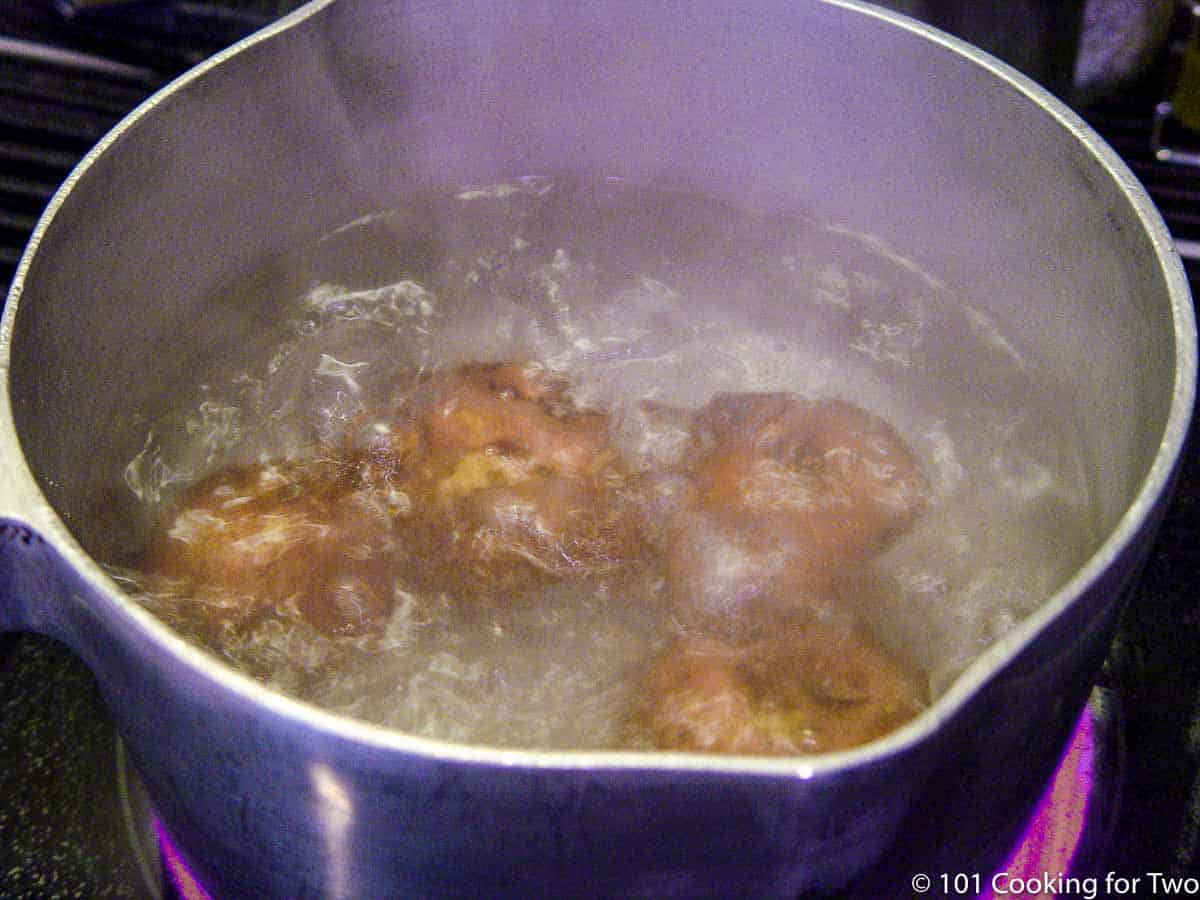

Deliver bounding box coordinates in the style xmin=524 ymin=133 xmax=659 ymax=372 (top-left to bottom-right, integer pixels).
xmin=2 ymin=1 xmax=277 ymax=74
xmin=1087 ymin=99 xmax=1200 ymax=249
xmin=0 ymin=1 xmax=278 ymax=294
xmin=0 ymin=47 xmax=155 ymax=289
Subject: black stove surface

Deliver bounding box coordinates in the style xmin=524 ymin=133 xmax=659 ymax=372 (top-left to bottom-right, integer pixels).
xmin=3 ymin=3 xmax=1200 ymax=897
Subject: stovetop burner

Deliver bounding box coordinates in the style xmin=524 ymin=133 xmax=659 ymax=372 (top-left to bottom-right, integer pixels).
xmin=116 ymin=736 xmax=210 ymax=900
xmin=981 ymin=693 xmax=1121 ymax=900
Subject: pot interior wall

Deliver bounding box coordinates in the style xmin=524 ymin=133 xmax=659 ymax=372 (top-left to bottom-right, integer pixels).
xmin=6 ymin=0 xmax=1178 ymax=568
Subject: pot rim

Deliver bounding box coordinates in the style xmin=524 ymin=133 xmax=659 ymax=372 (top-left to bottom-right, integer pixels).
xmin=1 ymin=0 xmax=1195 ymax=776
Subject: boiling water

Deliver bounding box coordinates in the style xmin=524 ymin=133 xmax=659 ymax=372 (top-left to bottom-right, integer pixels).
xmin=111 ymin=176 xmax=1096 ymax=750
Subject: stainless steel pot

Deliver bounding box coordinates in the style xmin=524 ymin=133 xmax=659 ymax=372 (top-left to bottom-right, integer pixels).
xmin=0 ymin=1 xmax=1193 ymax=896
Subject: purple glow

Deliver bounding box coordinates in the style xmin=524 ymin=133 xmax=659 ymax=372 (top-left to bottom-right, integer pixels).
xmin=981 ymin=708 xmax=1096 ymax=899
xmin=153 ymin=815 xmax=214 ymax=900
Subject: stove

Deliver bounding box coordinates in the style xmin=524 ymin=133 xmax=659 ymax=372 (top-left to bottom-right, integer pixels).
xmin=2 ymin=2 xmax=1200 ymax=897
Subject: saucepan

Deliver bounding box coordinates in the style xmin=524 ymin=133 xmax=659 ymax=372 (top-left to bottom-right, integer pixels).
xmin=0 ymin=0 xmax=1193 ymax=895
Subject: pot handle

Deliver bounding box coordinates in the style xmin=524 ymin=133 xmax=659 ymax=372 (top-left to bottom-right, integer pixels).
xmin=0 ymin=451 xmax=74 ymax=638
xmin=0 ymin=520 xmax=54 ymax=634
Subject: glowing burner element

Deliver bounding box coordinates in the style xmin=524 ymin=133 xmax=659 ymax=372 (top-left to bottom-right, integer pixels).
xmin=154 ymin=816 xmax=214 ymax=900
xmin=982 ymin=708 xmax=1096 ymax=899
xmin=151 ymin=708 xmax=1100 ymax=898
